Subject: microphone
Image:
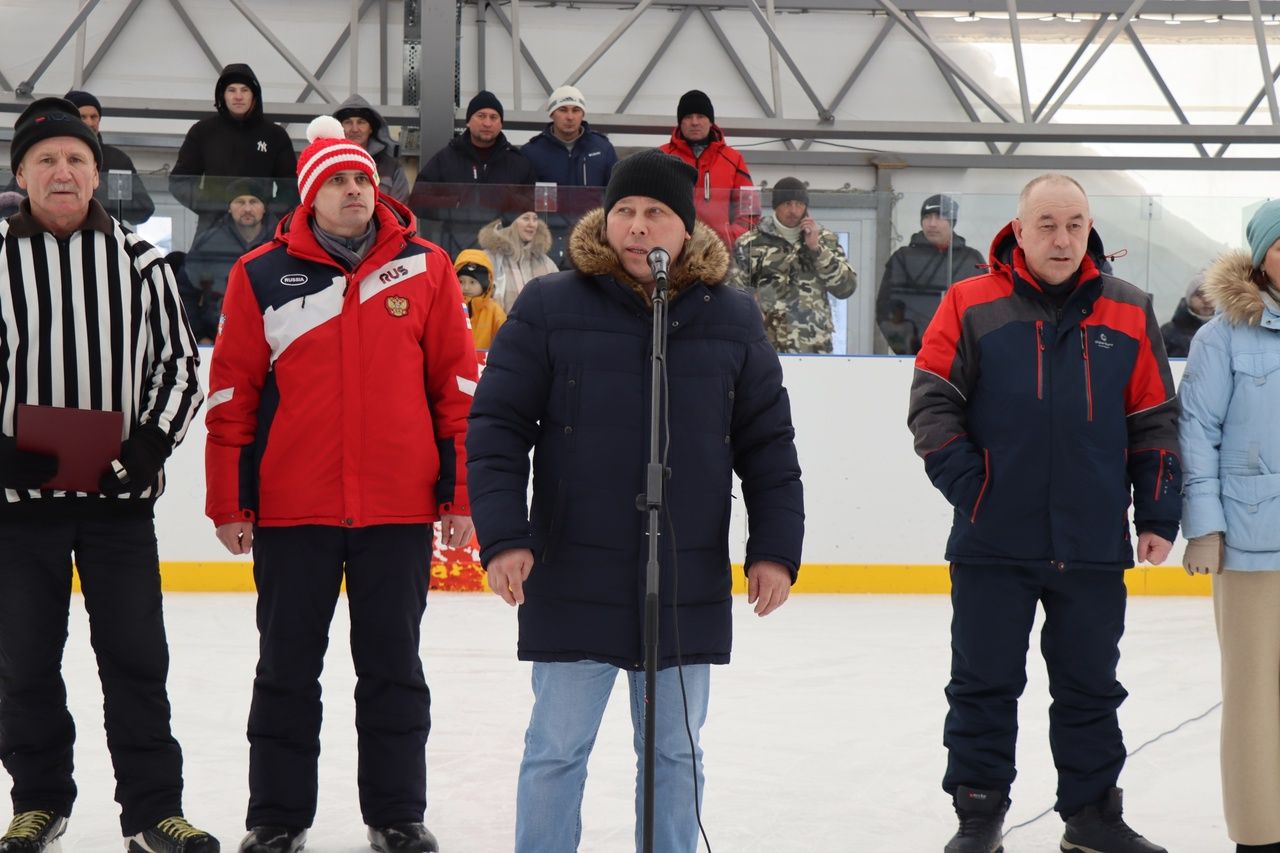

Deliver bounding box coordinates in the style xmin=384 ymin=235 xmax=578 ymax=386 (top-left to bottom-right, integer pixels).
xmin=647 ymin=247 xmax=671 ymax=290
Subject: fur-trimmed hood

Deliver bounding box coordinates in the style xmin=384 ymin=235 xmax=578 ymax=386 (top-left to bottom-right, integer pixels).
xmin=1204 ymin=249 xmax=1267 ymax=326
xmin=478 ymin=216 xmax=552 ymax=259
xmin=566 ymin=208 xmax=729 ymax=305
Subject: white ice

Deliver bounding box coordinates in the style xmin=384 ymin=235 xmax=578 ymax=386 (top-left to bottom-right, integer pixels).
xmin=44 ymin=592 xmax=1224 ymax=853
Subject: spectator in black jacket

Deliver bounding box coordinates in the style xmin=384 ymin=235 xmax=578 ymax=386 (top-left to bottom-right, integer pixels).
xmin=1160 ymin=271 xmax=1214 ymax=358
xmin=169 ymin=63 xmax=298 ymax=238
xmin=411 ymin=91 xmax=535 ymax=258
xmin=64 ymin=90 xmax=155 ymax=225
xmin=876 ymin=193 xmax=985 ymax=353
xmin=333 ymin=94 xmax=409 ymax=204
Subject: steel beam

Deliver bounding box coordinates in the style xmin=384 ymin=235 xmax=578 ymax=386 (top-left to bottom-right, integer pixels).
xmin=743 ymin=0 xmax=833 ymax=121
xmin=566 ymin=0 xmax=654 ymax=86
xmin=698 ymin=8 xmax=779 ymax=119
xmin=800 ymin=15 xmax=895 ymax=151
xmin=1123 ymin=25 xmax=1208 ymax=157
xmin=83 ymin=0 xmax=146 ymax=84
xmin=166 ymin=0 xmax=223 ymax=74
xmin=484 ymin=1 xmax=554 ymax=98
xmin=228 ymin=0 xmax=338 ymax=103
xmin=876 ymin=0 xmax=1017 ymax=124
xmin=617 ymin=6 xmax=694 ymax=113
xmin=459 ymin=0 xmax=1280 ymax=11
xmin=905 ymin=11 xmax=1001 ymax=154
xmin=1006 ymin=0 xmax=1032 ymax=123
xmin=1214 ymin=56 xmax=1280 ymax=157
xmin=1248 ymin=0 xmax=1280 ymax=123
xmin=1038 ymin=0 xmax=1148 ymax=126
xmin=294 ymin=0 xmax=379 ymax=104
xmin=16 ymin=0 xmax=107 ymax=96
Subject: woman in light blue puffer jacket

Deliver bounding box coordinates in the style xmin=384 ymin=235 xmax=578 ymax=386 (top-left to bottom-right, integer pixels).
xmin=1180 ymin=198 xmax=1280 ymax=853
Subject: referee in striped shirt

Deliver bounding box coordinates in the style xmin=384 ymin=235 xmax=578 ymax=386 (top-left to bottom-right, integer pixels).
xmin=0 ymin=98 xmax=216 ymax=853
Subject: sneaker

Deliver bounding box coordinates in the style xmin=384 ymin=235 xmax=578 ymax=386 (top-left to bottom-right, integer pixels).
xmin=238 ymin=827 xmax=306 ymax=853
xmin=127 ymin=817 xmax=220 ymax=853
xmin=945 ymin=786 xmax=1007 ymax=853
xmin=367 ymin=823 xmax=438 ymax=853
xmin=1061 ymin=788 xmax=1166 ymax=853
xmin=0 ymin=811 xmax=67 ymax=853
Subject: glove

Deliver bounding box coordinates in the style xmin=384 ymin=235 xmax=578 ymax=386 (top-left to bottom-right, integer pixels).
xmin=0 ymin=434 xmax=58 ymax=489
xmin=99 ymin=424 xmax=170 ymax=495
xmin=1182 ymin=532 xmax=1224 ymax=576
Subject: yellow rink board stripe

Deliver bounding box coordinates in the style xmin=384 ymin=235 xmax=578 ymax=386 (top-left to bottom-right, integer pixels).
xmin=112 ymin=562 xmax=1213 ymax=595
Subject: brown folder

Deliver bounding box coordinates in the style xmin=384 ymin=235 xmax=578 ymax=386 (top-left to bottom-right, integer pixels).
xmin=16 ymin=404 xmax=123 ymax=493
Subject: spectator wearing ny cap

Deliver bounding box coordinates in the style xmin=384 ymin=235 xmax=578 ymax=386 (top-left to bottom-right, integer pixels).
xmin=412 ymin=90 xmax=537 ymax=259
xmin=169 ymin=62 xmax=299 ymax=238
xmin=659 ymin=88 xmax=756 ymax=249
xmin=876 ymin=192 xmax=985 ymax=353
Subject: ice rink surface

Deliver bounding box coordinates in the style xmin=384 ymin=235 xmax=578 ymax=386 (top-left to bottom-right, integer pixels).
xmin=47 ymin=592 xmax=1225 ymax=853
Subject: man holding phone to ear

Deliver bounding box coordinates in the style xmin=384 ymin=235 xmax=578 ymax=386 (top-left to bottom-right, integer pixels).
xmin=727 ymin=176 xmax=857 ymax=353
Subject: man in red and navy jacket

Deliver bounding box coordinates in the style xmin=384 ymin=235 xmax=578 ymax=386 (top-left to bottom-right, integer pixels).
xmin=908 ymin=175 xmax=1178 ymax=853
xmin=205 ymin=116 xmax=477 ymax=853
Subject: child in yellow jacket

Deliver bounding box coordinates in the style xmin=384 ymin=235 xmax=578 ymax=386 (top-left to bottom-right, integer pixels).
xmin=454 ymin=248 xmax=507 ymax=350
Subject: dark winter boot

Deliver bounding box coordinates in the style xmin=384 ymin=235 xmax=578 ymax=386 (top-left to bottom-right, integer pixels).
xmin=1237 ymin=845 xmax=1280 ymax=852
xmin=237 ymin=827 xmax=306 ymax=853
xmin=945 ymin=786 xmax=1008 ymax=853
xmin=1060 ymin=788 xmax=1166 ymax=853
xmin=367 ymin=823 xmax=438 ymax=853
xmin=0 ymin=811 xmax=67 ymax=853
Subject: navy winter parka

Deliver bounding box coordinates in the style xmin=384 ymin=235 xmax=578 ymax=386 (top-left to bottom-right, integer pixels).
xmin=907 ymin=223 xmax=1181 ymax=570
xmin=521 ymin=121 xmax=617 ymax=187
xmin=466 ymin=210 xmax=804 ymax=669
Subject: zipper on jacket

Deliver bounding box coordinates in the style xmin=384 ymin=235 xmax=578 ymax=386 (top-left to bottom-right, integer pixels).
xmin=1035 ymin=320 xmax=1045 ymax=400
xmin=1154 ymin=449 xmax=1167 ymax=501
xmin=1080 ymin=327 xmax=1094 ymax=421
xmin=704 ymin=171 xmax=711 ymax=202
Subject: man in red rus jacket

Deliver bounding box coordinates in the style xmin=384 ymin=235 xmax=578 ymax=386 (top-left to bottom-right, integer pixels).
xmin=205 ymin=116 xmax=478 ymax=853
xmin=660 ymin=89 xmax=756 ymax=248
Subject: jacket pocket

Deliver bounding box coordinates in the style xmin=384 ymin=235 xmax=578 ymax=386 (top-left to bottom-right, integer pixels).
xmin=1232 ymin=351 xmax=1280 ymax=385
xmin=1221 ymin=472 xmax=1280 ymax=552
xmin=970 ymin=449 xmax=991 ymax=523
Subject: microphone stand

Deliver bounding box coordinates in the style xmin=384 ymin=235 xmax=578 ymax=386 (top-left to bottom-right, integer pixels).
xmin=638 ymin=249 xmax=670 ymax=853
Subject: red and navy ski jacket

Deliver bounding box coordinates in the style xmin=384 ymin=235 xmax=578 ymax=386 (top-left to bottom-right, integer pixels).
xmin=204 ymin=196 xmax=478 ymax=528
xmin=907 ymin=223 xmax=1180 ymax=570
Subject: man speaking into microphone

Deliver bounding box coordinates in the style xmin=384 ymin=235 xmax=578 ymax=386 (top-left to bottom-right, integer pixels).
xmin=466 ymin=149 xmax=804 ymax=853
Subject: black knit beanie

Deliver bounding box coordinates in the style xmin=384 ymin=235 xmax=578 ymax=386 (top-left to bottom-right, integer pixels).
xmin=63 ymin=89 xmax=102 ymax=115
xmin=771 ymin=177 xmax=809 ymax=210
xmin=604 ymin=150 xmax=698 ymax=234
xmin=466 ymin=91 xmax=504 ymax=121
xmin=11 ymin=97 xmax=103 ymax=173
xmin=677 ymin=89 xmax=715 ymax=124
xmin=921 ymin=193 xmax=959 ymax=223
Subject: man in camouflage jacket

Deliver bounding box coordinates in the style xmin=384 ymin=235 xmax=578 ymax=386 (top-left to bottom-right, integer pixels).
xmin=728 ymin=177 xmax=857 ymax=353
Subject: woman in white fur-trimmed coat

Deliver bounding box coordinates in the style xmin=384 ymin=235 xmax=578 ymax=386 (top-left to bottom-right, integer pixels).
xmin=1180 ymin=198 xmax=1280 ymax=853
xmin=478 ymin=211 xmax=560 ymax=313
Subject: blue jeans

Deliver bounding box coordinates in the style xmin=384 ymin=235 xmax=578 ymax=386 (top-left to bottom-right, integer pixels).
xmin=514 ymin=660 xmax=711 ymax=853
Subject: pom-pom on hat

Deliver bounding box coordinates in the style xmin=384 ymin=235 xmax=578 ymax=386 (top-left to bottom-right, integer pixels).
xmin=296 ymin=115 xmax=379 ymax=209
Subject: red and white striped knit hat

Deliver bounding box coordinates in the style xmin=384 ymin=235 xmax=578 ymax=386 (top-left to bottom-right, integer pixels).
xmin=296 ymin=115 xmax=379 ymax=209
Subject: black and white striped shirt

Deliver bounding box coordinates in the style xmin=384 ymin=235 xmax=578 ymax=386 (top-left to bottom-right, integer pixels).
xmin=0 ymin=200 xmax=203 ymax=510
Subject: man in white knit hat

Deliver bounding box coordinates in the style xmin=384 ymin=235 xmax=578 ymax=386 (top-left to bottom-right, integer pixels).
xmin=205 ymin=116 xmax=478 ymax=853
xmin=523 ymin=84 xmax=618 ymax=266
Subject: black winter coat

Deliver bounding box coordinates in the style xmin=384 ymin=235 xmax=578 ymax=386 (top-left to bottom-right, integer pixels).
xmin=411 ymin=132 xmax=537 ymax=258
xmin=466 ymin=210 xmax=804 ymax=669
xmin=169 ymin=64 xmax=298 ymax=234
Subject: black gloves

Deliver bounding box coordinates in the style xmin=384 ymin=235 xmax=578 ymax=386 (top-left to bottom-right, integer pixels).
xmin=99 ymin=424 xmax=171 ymax=495
xmin=0 ymin=434 xmax=58 ymax=490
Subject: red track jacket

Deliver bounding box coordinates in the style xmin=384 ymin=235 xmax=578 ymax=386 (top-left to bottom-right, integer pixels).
xmin=205 ymin=196 xmax=478 ymax=528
